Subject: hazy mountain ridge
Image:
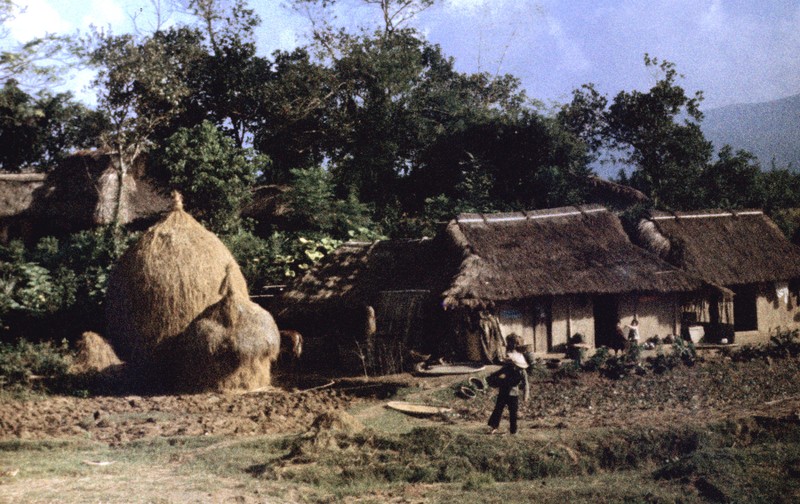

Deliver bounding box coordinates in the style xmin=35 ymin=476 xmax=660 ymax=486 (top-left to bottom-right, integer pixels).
xmin=702 ymin=94 xmax=800 ymax=171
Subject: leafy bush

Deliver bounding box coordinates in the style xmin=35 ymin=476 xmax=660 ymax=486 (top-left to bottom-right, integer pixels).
xmin=582 ymin=346 xmax=610 ymax=372
xmin=0 ymin=339 xmax=72 ymax=391
xmin=286 ymin=166 xmax=380 ymax=239
xmin=725 ymin=328 xmax=800 ymax=362
xmin=158 ymin=120 xmax=264 ymax=234
xmin=671 ymin=336 xmax=697 ymax=366
xmin=768 ymin=328 xmax=800 ymax=357
xmin=0 ymin=227 xmax=136 ymax=340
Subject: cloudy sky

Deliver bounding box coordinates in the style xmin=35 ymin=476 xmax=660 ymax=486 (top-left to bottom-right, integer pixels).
xmin=5 ymin=0 xmax=800 ymax=110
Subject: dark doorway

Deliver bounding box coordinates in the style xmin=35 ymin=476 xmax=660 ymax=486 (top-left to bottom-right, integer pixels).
xmin=733 ymin=284 xmax=758 ymax=332
xmin=593 ymin=295 xmax=618 ymax=348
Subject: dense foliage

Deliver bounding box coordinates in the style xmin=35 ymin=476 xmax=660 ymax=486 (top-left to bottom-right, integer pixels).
xmin=3 ymin=0 xmax=800 ymax=344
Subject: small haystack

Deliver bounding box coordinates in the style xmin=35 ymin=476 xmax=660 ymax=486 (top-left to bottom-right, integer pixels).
xmin=71 ymin=331 xmax=123 ymax=373
xmin=166 ymin=266 xmax=280 ymax=392
xmin=105 ymin=193 xmax=250 ymax=376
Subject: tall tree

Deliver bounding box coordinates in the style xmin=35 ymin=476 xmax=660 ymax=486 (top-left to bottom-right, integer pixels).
xmin=559 ymin=55 xmax=712 ymax=209
xmin=84 ymin=27 xmax=206 ymax=223
xmin=0 ymin=80 xmax=105 ymax=172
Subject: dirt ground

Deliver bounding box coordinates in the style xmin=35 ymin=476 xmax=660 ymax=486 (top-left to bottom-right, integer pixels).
xmin=2 ymin=355 xmax=800 ymax=444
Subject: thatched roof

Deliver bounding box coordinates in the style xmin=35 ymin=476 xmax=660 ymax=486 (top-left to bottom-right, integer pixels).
xmin=0 ymin=173 xmax=46 ymax=218
xmin=0 ymin=151 xmax=170 ymax=243
xmin=281 ymin=238 xmax=456 ymax=309
xmin=442 ymin=205 xmax=708 ymax=307
xmin=635 ymin=209 xmax=800 ymax=286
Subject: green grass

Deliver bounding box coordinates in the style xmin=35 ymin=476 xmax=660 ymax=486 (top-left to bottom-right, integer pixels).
xmin=2 ymin=413 xmax=800 ymax=503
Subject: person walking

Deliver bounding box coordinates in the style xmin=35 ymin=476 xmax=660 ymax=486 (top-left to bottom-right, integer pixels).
xmin=487 ymin=350 xmax=530 ymax=434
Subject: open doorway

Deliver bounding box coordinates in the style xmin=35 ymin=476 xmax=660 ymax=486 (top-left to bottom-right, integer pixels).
xmin=732 ymin=284 xmax=758 ymax=332
xmin=593 ymin=295 xmax=618 ymax=348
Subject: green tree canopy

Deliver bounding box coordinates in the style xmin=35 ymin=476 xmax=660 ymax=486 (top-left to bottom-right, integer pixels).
xmin=157 ymin=120 xmax=264 ymax=234
xmin=0 ymin=80 xmax=106 ymax=172
xmin=559 ymin=55 xmax=712 ymax=209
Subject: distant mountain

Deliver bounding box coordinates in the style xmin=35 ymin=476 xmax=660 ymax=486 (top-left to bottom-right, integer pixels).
xmin=702 ymin=94 xmax=800 ymax=171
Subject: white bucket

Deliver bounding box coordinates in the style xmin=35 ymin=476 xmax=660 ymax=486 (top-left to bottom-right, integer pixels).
xmin=688 ymin=325 xmax=705 ymax=344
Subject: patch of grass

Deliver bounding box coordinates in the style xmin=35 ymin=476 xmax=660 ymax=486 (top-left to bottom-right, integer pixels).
xmin=4 ymin=410 xmax=800 ymax=503
xmin=654 ymin=442 xmax=800 ymax=503
xmin=250 ymin=413 xmax=800 ymax=501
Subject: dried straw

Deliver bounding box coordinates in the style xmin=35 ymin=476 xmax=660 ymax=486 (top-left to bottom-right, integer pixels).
xmin=71 ymin=331 xmax=123 ymax=373
xmin=105 ymin=192 xmax=249 ymax=367
xmin=165 ymin=266 xmax=281 ymax=392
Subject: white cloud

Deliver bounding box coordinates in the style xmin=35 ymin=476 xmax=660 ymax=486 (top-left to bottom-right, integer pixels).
xmin=698 ymin=0 xmax=725 ymax=33
xmin=7 ymin=0 xmax=71 ymax=41
xmin=444 ymin=0 xmax=522 ymax=18
xmin=446 ymin=0 xmax=492 ymax=15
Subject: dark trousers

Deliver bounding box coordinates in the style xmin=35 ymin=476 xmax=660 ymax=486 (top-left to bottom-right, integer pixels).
xmin=488 ymin=393 xmax=520 ymax=433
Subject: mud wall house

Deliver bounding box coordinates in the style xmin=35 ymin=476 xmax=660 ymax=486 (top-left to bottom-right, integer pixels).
xmin=440 ymin=205 xmax=712 ymax=356
xmin=277 ymin=238 xmax=458 ymax=373
xmin=635 ymin=210 xmax=800 ymax=344
xmin=279 ymin=205 xmax=713 ymax=371
xmin=0 ymin=151 xmax=171 ymax=245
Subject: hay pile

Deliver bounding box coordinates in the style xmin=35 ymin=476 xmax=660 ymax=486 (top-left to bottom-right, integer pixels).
xmin=165 ymin=266 xmax=280 ymax=392
xmin=71 ymin=331 xmax=122 ymax=373
xmin=105 ymin=193 xmax=279 ymax=390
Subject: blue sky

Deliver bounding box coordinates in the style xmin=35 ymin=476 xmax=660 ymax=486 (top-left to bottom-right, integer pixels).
xmin=6 ymin=0 xmax=800 ymax=110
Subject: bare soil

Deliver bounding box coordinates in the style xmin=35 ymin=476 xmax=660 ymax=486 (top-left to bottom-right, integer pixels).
xmin=3 ymin=356 xmax=800 ymax=443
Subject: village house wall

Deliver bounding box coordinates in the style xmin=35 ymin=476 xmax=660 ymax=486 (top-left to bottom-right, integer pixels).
xmin=617 ymin=293 xmax=680 ymax=342
xmin=736 ymin=282 xmax=800 ymax=345
xmin=551 ymin=296 xmax=595 ymax=352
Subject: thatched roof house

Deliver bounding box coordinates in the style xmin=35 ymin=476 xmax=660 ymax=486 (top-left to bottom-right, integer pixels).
xmin=636 ymin=209 xmax=800 ymax=343
xmin=440 ymin=205 xmax=712 ymax=356
xmin=279 ymin=205 xmax=713 ymax=370
xmin=282 ymin=238 xmax=454 ymax=309
xmin=0 ymin=151 xmax=170 ymax=244
xmin=278 ymin=238 xmax=457 ymax=372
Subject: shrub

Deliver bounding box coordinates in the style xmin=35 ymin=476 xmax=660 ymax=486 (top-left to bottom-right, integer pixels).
xmin=583 ymin=346 xmax=610 ymax=372
xmin=671 ymin=336 xmax=697 ymax=366
xmin=0 ymin=339 xmax=72 ymax=391
xmin=768 ymin=328 xmax=800 ymax=357
xmin=725 ymin=328 xmax=800 ymax=362
xmin=0 ymin=228 xmax=136 ymax=341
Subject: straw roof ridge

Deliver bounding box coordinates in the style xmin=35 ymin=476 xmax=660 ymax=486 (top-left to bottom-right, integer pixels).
xmin=442 ymin=205 xmax=707 ymax=307
xmin=638 ymin=208 xmax=800 ymax=285
xmin=280 ymin=236 xmax=455 ymax=311
xmin=586 ymin=175 xmax=650 ymax=206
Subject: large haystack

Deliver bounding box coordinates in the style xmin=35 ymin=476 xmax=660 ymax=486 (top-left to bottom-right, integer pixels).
xmin=105 ymin=193 xmax=249 ymax=368
xmin=165 ymin=267 xmax=280 ymax=392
